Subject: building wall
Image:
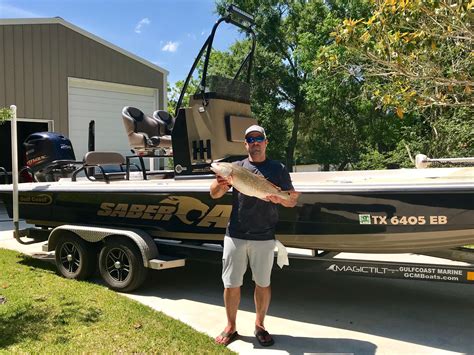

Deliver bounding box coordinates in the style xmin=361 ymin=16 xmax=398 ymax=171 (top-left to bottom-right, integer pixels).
xmin=0 ymin=23 xmax=165 ymax=134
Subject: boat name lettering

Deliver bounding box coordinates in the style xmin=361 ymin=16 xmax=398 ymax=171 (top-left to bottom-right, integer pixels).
xmin=326 ymin=264 xmax=395 ymax=275
xmin=19 ymin=194 xmax=52 ymax=205
xmin=360 ymin=214 xmax=448 ymax=225
xmin=97 ymin=196 xmax=231 ymax=228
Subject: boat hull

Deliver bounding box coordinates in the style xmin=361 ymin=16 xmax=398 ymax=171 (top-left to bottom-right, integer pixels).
xmin=1 ymin=181 xmax=473 ymax=253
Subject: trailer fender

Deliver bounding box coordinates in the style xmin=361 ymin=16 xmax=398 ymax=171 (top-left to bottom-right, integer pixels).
xmin=47 ymin=225 xmax=158 ymax=268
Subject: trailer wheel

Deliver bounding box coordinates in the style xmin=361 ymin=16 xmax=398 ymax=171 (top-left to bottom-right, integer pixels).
xmin=55 ymin=235 xmax=96 ymax=280
xmin=99 ymin=237 xmax=147 ymax=292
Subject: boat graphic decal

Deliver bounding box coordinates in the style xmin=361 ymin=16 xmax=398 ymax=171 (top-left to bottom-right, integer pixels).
xmin=96 ymin=196 xmax=232 ymax=228
xmin=327 ymin=264 xmax=397 ymax=275
xmin=159 ymin=196 xmax=209 ymax=224
xmin=19 ymin=193 xmax=52 ymax=205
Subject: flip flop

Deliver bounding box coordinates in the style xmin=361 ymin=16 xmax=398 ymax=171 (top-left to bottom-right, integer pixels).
xmin=254 ymin=328 xmax=274 ymax=347
xmin=215 ymin=330 xmax=239 ymax=346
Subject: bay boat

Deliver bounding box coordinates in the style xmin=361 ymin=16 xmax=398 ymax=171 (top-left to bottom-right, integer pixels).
xmin=1 ymin=159 xmax=473 ymax=253
xmin=1 ymin=6 xmax=473 ymax=255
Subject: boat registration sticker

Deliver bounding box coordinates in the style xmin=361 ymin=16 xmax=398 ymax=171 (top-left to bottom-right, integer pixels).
xmin=359 ymin=214 xmax=371 ymax=225
xmin=468 ymin=272 xmax=474 ymax=281
xmin=359 ymin=214 xmax=448 ymax=225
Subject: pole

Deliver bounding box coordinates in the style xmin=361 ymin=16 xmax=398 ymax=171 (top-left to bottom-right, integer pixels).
xmin=10 ymin=105 xmax=20 ymax=238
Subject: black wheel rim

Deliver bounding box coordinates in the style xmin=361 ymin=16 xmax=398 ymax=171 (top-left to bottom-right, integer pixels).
xmin=59 ymin=242 xmax=80 ymax=274
xmin=105 ymin=248 xmax=130 ymax=282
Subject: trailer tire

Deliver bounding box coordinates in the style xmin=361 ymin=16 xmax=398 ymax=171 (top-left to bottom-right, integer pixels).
xmin=99 ymin=237 xmax=147 ymax=292
xmin=55 ymin=234 xmax=96 ymax=280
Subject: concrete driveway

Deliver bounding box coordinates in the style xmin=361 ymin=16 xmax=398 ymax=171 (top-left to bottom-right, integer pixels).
xmin=1 ymin=210 xmax=473 ymax=354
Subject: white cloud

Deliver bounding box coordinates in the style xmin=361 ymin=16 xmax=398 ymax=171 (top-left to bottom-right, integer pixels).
xmin=0 ymin=3 xmax=42 ymax=17
xmin=134 ymin=17 xmax=150 ymax=34
xmin=162 ymin=41 xmax=179 ymax=53
xmin=152 ymin=60 xmax=165 ymax=67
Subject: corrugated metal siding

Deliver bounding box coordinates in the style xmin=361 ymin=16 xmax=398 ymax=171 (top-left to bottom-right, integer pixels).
xmin=0 ymin=23 xmax=164 ymax=134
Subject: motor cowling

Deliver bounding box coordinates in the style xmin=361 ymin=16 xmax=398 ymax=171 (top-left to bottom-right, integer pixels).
xmin=24 ymin=132 xmax=77 ymax=181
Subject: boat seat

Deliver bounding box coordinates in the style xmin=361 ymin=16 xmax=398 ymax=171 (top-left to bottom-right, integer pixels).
xmin=152 ymin=110 xmax=175 ymax=134
xmin=122 ymin=106 xmax=173 ymax=156
xmin=71 ymin=151 xmax=132 ymax=183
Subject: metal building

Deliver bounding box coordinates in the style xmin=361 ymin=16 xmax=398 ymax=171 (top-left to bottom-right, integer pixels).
xmin=0 ymin=17 xmax=168 ymax=170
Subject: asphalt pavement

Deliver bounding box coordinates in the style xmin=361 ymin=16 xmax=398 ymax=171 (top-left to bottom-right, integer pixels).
xmin=1 ymin=204 xmax=473 ymax=355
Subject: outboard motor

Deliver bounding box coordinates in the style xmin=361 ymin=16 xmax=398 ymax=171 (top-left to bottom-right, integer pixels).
xmin=24 ymin=132 xmax=77 ymax=182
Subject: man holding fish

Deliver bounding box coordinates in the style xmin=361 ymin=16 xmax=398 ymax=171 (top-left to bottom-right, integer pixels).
xmin=210 ymin=125 xmax=299 ymax=347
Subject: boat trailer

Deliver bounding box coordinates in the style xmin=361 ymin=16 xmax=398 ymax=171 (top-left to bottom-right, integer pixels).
xmin=153 ymin=239 xmax=474 ymax=285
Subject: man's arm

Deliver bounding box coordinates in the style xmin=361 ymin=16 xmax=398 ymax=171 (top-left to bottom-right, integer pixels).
xmin=266 ymin=190 xmax=299 ymax=207
xmin=210 ymin=175 xmax=232 ymax=199
xmin=266 ymin=163 xmax=299 ymax=207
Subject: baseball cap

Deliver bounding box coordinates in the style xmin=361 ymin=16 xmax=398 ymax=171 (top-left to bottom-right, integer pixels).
xmin=245 ymin=125 xmax=266 ymax=138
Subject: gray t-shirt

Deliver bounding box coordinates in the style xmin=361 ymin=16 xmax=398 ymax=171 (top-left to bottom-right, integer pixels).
xmin=228 ymin=158 xmax=294 ymax=241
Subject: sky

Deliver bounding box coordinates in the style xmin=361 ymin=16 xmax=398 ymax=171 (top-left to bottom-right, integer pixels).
xmin=0 ymin=0 xmax=245 ymax=86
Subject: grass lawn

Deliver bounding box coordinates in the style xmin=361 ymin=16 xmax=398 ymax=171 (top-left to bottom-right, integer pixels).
xmin=0 ymin=248 xmax=233 ymax=353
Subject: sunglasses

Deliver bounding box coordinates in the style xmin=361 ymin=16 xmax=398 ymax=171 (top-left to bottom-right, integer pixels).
xmin=245 ymin=136 xmax=265 ymax=144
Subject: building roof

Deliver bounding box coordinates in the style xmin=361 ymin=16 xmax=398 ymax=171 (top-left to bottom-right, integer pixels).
xmin=0 ymin=17 xmax=169 ymax=75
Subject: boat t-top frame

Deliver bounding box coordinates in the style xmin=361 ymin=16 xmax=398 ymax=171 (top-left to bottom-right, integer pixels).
xmin=175 ymin=5 xmax=256 ymax=116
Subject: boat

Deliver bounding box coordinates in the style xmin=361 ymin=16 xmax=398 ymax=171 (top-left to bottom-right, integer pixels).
xmin=1 ymin=161 xmax=473 ymax=253
xmin=1 ymin=6 xmax=473 ymax=255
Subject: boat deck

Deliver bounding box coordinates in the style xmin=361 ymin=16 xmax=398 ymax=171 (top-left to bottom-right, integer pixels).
xmin=0 ymin=167 xmax=473 ymax=193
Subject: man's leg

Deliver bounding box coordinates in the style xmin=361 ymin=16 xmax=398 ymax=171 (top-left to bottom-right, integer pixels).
xmin=249 ymin=240 xmax=275 ymax=345
xmin=254 ymin=284 xmax=271 ymax=328
xmin=222 ymin=287 xmax=240 ymax=329
xmin=216 ymin=236 xmax=247 ymax=345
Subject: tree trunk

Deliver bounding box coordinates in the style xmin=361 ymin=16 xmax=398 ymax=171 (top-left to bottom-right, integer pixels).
xmin=338 ymin=161 xmax=348 ymax=171
xmin=285 ymin=107 xmax=301 ymax=171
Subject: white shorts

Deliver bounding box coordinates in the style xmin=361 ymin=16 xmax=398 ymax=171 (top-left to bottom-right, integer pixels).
xmin=222 ymin=235 xmax=275 ymax=288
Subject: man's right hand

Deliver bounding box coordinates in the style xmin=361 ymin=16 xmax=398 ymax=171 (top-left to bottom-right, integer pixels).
xmin=216 ymin=175 xmax=232 ymax=187
xmin=210 ymin=175 xmax=232 ymax=199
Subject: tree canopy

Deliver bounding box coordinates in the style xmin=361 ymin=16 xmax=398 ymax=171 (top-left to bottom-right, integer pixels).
xmin=0 ymin=107 xmax=12 ymax=125
xmin=168 ymin=0 xmax=473 ymax=170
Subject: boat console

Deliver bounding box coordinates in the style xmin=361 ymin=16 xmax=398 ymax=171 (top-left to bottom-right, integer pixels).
xmin=170 ymin=6 xmax=258 ymax=177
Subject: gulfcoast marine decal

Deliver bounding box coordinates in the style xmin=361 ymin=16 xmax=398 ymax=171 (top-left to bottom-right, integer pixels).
xmin=97 ymin=196 xmax=231 ymax=228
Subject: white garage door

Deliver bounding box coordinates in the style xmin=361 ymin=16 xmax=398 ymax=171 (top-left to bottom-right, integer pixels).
xmin=68 ymin=77 xmax=158 ymax=160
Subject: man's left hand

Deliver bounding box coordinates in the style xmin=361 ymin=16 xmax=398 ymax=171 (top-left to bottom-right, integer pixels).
xmin=266 ymin=195 xmax=285 ymax=204
xmin=266 ymin=191 xmax=300 ymax=207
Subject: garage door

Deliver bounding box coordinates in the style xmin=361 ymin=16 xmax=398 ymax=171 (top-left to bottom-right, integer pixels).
xmin=68 ymin=78 xmax=158 ymax=160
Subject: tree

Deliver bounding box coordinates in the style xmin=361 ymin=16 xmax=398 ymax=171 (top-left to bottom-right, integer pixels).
xmin=0 ymin=107 xmax=12 ymax=125
xmin=320 ymin=0 xmax=473 ymax=158
xmin=167 ymin=78 xmax=199 ymax=116
xmin=325 ymin=0 xmax=473 ymax=113
xmin=215 ymin=0 xmax=343 ymax=170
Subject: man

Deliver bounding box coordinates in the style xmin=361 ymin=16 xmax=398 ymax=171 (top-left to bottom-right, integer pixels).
xmin=210 ymin=125 xmax=298 ymax=347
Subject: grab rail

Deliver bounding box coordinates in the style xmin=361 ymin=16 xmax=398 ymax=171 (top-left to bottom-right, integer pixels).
xmin=415 ymin=154 xmax=474 ymax=169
